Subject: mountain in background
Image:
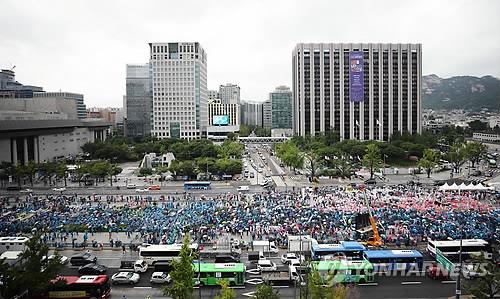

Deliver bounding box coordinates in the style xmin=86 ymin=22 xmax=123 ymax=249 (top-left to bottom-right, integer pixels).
xmin=422 ymin=74 xmax=500 ymax=111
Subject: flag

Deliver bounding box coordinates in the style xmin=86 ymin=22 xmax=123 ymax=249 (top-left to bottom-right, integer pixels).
xmin=376 ymin=119 xmax=381 ymax=126
xmin=355 ymin=120 xmax=360 ymax=127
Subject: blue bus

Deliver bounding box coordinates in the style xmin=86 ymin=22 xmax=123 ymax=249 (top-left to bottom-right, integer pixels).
xmin=311 ymin=241 xmax=366 ymax=261
xmin=363 ymin=249 xmax=423 ymax=272
xmin=184 ymin=181 xmax=211 ymax=191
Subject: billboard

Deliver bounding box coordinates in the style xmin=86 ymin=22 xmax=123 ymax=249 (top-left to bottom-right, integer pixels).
xmin=213 ymin=115 xmax=229 ymax=125
xmin=349 ymin=51 xmax=364 ymax=102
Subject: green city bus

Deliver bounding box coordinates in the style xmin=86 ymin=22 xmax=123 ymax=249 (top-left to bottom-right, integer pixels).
xmin=311 ymin=259 xmax=374 ymax=284
xmin=193 ymin=263 xmax=246 ymax=286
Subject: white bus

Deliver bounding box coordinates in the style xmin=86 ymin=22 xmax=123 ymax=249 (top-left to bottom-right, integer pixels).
xmin=139 ymin=243 xmax=199 ymax=265
xmin=427 ymin=239 xmax=492 ymax=261
xmin=0 ymin=236 xmax=29 ymax=254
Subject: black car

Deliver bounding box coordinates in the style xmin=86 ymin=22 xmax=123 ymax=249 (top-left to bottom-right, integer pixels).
xmin=78 ymin=263 xmax=107 ymax=275
xmin=364 ymin=178 xmax=377 ymax=185
xmin=214 ymin=255 xmax=240 ymax=263
xmin=70 ymin=252 xmax=97 ymax=266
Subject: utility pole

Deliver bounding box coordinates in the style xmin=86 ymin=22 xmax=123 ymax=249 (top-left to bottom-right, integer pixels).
xmin=455 ymin=233 xmax=463 ymax=299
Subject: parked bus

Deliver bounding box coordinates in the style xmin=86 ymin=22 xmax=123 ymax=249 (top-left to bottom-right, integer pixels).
xmin=139 ymin=243 xmax=199 ymax=265
xmin=43 ymin=275 xmax=111 ymax=299
xmin=0 ymin=236 xmax=29 ymax=254
xmin=311 ymin=241 xmax=365 ymax=261
xmin=427 ymin=239 xmax=492 ymax=261
xmin=184 ymin=181 xmax=211 ymax=191
xmin=311 ymin=260 xmax=374 ymax=284
xmin=363 ymin=250 xmax=423 ymax=272
xmin=193 ymin=263 xmax=246 ymax=286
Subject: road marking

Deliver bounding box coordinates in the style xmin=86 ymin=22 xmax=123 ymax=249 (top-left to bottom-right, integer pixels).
xmin=134 ymin=287 xmax=152 ymax=289
xmin=442 ymin=280 xmax=456 ymax=284
xmin=358 ymin=283 xmax=378 ymax=286
xmin=242 ymin=291 xmax=256 ymax=297
xmin=401 ymin=281 xmax=422 ymax=285
xmin=272 ymin=286 xmax=289 ymax=288
xmin=246 ymin=278 xmax=263 ymax=285
xmin=229 ymin=286 xmax=246 ymax=289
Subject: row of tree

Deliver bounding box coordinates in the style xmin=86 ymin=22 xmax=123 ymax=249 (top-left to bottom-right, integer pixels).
xmin=276 ymin=128 xmax=490 ymax=179
xmin=0 ymin=161 xmax=69 ymax=187
xmin=0 ymin=159 xmax=123 ymax=188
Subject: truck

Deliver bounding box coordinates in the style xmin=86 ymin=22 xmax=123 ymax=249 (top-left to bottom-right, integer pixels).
xmin=261 ymin=265 xmax=307 ymax=284
xmin=0 ymin=251 xmax=23 ymax=266
xmin=287 ymin=235 xmax=313 ymax=254
xmin=251 ymin=240 xmax=279 ymax=254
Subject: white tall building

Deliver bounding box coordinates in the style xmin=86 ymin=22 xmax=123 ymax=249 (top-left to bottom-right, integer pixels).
xmin=293 ymin=43 xmax=422 ymax=141
xmin=219 ymin=83 xmax=240 ymax=105
xmin=149 ymin=42 xmax=208 ymax=139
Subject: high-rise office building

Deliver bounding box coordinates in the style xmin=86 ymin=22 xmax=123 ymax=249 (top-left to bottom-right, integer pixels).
xmin=125 ymin=64 xmax=152 ymax=137
xmin=208 ymin=90 xmax=219 ymax=100
xmin=263 ymin=100 xmax=272 ymax=129
xmin=219 ymin=83 xmax=240 ymax=105
xmin=207 ymin=99 xmax=240 ymax=139
xmin=293 ymin=43 xmax=422 ymax=140
xmin=150 ymin=42 xmax=207 ymax=139
xmin=241 ymin=101 xmax=263 ymax=127
xmin=269 ymin=86 xmax=293 ymax=129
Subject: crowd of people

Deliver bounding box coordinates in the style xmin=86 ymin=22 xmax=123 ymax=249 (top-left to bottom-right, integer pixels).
xmin=0 ymin=185 xmax=498 ymax=247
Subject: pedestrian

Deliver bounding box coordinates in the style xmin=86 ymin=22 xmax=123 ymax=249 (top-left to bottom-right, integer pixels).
xmin=122 ymin=244 xmax=126 ymax=253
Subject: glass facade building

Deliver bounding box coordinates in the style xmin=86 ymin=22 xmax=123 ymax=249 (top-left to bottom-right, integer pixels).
xmin=125 ymin=64 xmax=152 ymax=137
xmin=270 ymin=86 xmax=293 ymax=129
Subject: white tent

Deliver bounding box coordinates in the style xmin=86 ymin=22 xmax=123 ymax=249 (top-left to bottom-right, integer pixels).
xmin=439 ymin=182 xmax=493 ymax=191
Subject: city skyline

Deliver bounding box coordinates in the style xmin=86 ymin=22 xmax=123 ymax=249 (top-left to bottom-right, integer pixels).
xmin=1 ymin=0 xmax=499 ymax=108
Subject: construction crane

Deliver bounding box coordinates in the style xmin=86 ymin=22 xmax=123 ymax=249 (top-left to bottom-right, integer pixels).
xmin=360 ymin=185 xmax=383 ymax=247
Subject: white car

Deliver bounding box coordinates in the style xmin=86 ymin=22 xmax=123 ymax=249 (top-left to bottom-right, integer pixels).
xmin=257 ymin=259 xmax=277 ymax=272
xmin=47 ymin=254 xmax=69 ymax=264
xmin=150 ymin=271 xmax=171 ymax=284
xmin=135 ymin=188 xmax=148 ymax=193
xmin=281 ymin=253 xmax=304 ymax=264
xmin=134 ymin=259 xmax=148 ymax=273
xmin=111 ymin=272 xmax=140 ymax=285
xmin=126 ymin=184 xmax=136 ymax=189
xmin=52 ymin=187 xmax=66 ymax=192
xmin=20 ymin=188 xmax=33 ymax=193
xmin=289 ymin=259 xmax=301 ymax=267
xmin=237 ymin=185 xmax=249 ymax=192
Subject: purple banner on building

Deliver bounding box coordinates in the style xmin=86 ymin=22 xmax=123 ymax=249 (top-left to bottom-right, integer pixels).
xmin=349 ymin=51 xmax=364 ymax=102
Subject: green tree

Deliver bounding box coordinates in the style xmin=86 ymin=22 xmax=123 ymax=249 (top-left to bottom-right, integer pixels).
xmin=302 ymin=150 xmax=321 ymax=180
xmin=163 ymin=235 xmax=194 ymax=299
xmin=0 ymin=234 xmax=64 ymax=299
xmin=417 ymin=149 xmax=441 ymax=178
xmin=40 ymin=161 xmax=57 ymax=186
xmin=138 ymin=167 xmax=153 ymax=177
xmin=55 ymin=162 xmax=67 ymax=187
xmin=468 ymin=120 xmax=488 ymax=132
xmin=75 ymin=162 xmax=89 ymax=187
xmin=464 ymin=141 xmax=488 ymax=167
xmin=109 ymin=165 xmax=122 ymax=186
xmin=89 ymin=161 xmax=112 ymax=185
xmin=446 ymin=142 xmax=466 ymax=173
xmin=253 ymin=282 xmax=280 ymax=299
xmin=218 ymin=140 xmax=244 ymax=159
xmin=214 ymin=279 xmax=237 ymax=299
xmin=276 ymin=141 xmax=303 ymax=171
xmin=464 ymin=255 xmax=500 ymax=299
xmin=0 ymin=162 xmax=16 ymax=188
xmin=362 ymin=144 xmax=383 ymax=180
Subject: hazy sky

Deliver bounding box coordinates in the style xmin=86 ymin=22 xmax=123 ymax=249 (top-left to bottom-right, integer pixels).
xmin=1 ymin=0 xmax=499 ymax=108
